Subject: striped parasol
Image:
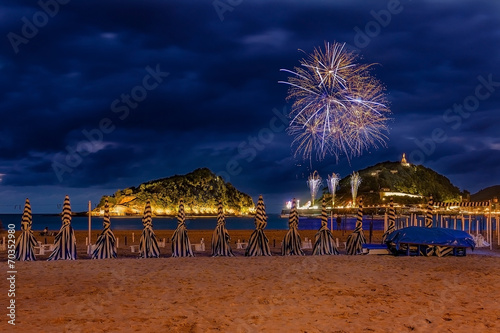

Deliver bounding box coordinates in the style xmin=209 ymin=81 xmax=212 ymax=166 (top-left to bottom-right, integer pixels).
xmin=92 ymin=199 xmax=117 ymax=259
xmin=138 ymin=200 xmax=160 ymax=258
xmin=211 ymin=200 xmax=234 ymax=257
xmin=48 ymin=195 xmax=77 ymax=260
xmin=425 ymin=195 xmax=434 ymax=228
xmin=424 ymin=195 xmax=435 ymax=256
xmin=15 ymin=198 xmax=38 ymax=261
xmin=245 ymin=195 xmax=271 ymax=256
xmin=171 ymin=199 xmax=194 ymax=257
xmin=346 ymin=198 xmax=366 ymax=255
xmin=312 ymin=198 xmax=339 ymax=255
xmin=382 ymin=198 xmax=396 ymax=243
xmin=281 ymin=198 xmax=304 ymax=255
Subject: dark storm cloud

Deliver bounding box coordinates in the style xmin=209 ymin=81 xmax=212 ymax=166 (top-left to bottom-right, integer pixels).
xmin=1 ymin=0 xmax=499 ymax=212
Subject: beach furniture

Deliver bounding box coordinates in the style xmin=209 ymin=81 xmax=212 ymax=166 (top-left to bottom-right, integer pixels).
xmin=362 ymin=243 xmax=390 ymax=255
xmin=138 ymin=200 xmax=160 ymax=258
xmin=87 ymin=244 xmax=97 ymax=255
xmin=48 ymin=195 xmax=77 ymax=260
xmin=281 ymin=198 xmax=304 ymax=256
xmin=15 ymin=199 xmax=38 ymax=261
xmin=35 ymin=242 xmax=56 ymax=255
xmin=236 ymin=240 xmax=248 ymax=249
xmin=312 ymin=199 xmax=340 ymax=255
xmin=346 ymin=199 xmax=366 ymax=255
xmin=384 ymin=226 xmax=475 ymax=257
xmin=157 ymin=238 xmax=166 ymax=248
xmin=245 ymin=195 xmax=272 ymax=256
xmin=211 ymin=201 xmax=234 ymax=256
xmin=472 ymin=234 xmax=489 ymax=248
xmin=382 ymin=198 xmax=396 ymax=243
xmin=192 ymin=238 xmax=205 ymax=252
xmin=92 ymin=199 xmax=117 ymax=259
xmin=34 ymin=241 xmax=55 ymax=255
xmin=171 ymin=199 xmax=194 ymax=257
xmin=301 ymin=237 xmax=312 ymax=249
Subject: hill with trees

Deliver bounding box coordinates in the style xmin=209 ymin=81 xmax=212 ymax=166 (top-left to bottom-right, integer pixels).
xmin=95 ymin=168 xmax=254 ymax=216
xmin=322 ymin=161 xmax=462 ymax=206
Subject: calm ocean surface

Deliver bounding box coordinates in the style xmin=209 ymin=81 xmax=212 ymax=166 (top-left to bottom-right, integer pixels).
xmin=0 ymin=214 xmax=385 ymax=231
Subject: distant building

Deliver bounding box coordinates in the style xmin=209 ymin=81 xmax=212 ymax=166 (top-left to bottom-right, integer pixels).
xmin=401 ymin=153 xmax=410 ymax=167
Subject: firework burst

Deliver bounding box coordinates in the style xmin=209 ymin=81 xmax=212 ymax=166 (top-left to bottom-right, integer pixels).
xmin=307 ymin=171 xmax=322 ymax=206
xmin=327 ymin=173 xmax=340 ymax=207
xmin=350 ymin=171 xmax=362 ymax=205
xmin=279 ymin=41 xmax=390 ymax=162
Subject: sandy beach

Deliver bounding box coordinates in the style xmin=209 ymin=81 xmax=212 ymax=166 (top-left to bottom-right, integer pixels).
xmin=4 ymin=230 xmax=500 ymax=332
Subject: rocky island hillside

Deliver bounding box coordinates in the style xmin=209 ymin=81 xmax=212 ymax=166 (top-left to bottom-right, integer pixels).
xmin=94 ymin=168 xmax=255 ymax=216
xmin=325 ymin=160 xmax=462 ymax=206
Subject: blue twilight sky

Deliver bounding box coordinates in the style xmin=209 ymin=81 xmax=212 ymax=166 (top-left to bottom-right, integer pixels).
xmin=1 ymin=0 xmax=500 ymax=213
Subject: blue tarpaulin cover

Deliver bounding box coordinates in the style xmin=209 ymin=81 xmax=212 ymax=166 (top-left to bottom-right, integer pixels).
xmin=385 ymin=227 xmax=475 ymax=250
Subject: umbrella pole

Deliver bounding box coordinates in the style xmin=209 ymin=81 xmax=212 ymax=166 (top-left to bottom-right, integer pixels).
xmin=497 ymin=214 xmax=499 ymax=246
xmin=330 ymin=210 xmax=333 ymax=231
xmin=88 ymin=200 xmax=92 ymax=253
xmin=384 ymin=212 xmax=387 ymax=232
xmin=489 ymin=201 xmax=492 ymax=250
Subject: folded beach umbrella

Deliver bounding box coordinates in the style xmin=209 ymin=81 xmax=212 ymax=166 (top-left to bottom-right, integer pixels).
xmin=382 ymin=198 xmax=396 ymax=243
xmin=48 ymin=195 xmax=77 ymax=260
xmin=425 ymin=195 xmax=434 ymax=228
xmin=92 ymin=199 xmax=117 ymax=259
xmin=424 ymin=195 xmax=435 ymax=256
xmin=15 ymin=198 xmax=38 ymax=261
xmin=171 ymin=199 xmax=194 ymax=257
xmin=246 ymin=195 xmax=271 ymax=256
xmin=281 ymin=198 xmax=304 ymax=256
xmin=211 ymin=200 xmax=234 ymax=257
xmin=312 ymin=198 xmax=339 ymax=255
xmin=138 ymin=200 xmax=160 ymax=258
xmin=346 ymin=198 xmax=366 ymax=255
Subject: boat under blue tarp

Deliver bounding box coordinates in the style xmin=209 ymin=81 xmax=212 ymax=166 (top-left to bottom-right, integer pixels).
xmin=385 ymin=227 xmax=475 ymax=256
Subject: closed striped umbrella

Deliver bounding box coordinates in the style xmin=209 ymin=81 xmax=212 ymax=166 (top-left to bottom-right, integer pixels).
xmin=312 ymin=199 xmax=339 ymax=255
xmin=346 ymin=198 xmax=366 ymax=255
xmin=48 ymin=195 xmax=77 ymax=260
xmin=425 ymin=195 xmax=434 ymax=228
xmin=281 ymin=198 xmax=304 ymax=256
xmin=15 ymin=198 xmax=38 ymax=261
xmin=92 ymin=199 xmax=117 ymax=259
xmin=245 ymin=195 xmax=271 ymax=256
xmin=424 ymin=195 xmax=436 ymax=256
xmin=211 ymin=200 xmax=234 ymax=257
xmin=138 ymin=200 xmax=160 ymax=258
xmin=382 ymin=198 xmax=396 ymax=243
xmin=171 ymin=199 xmax=194 ymax=257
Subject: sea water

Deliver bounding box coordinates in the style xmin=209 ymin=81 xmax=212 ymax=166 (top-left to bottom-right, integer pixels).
xmin=0 ymin=214 xmax=385 ymax=231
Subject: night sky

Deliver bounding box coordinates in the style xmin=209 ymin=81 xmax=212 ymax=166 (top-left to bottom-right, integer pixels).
xmin=1 ymin=0 xmax=500 ymax=213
